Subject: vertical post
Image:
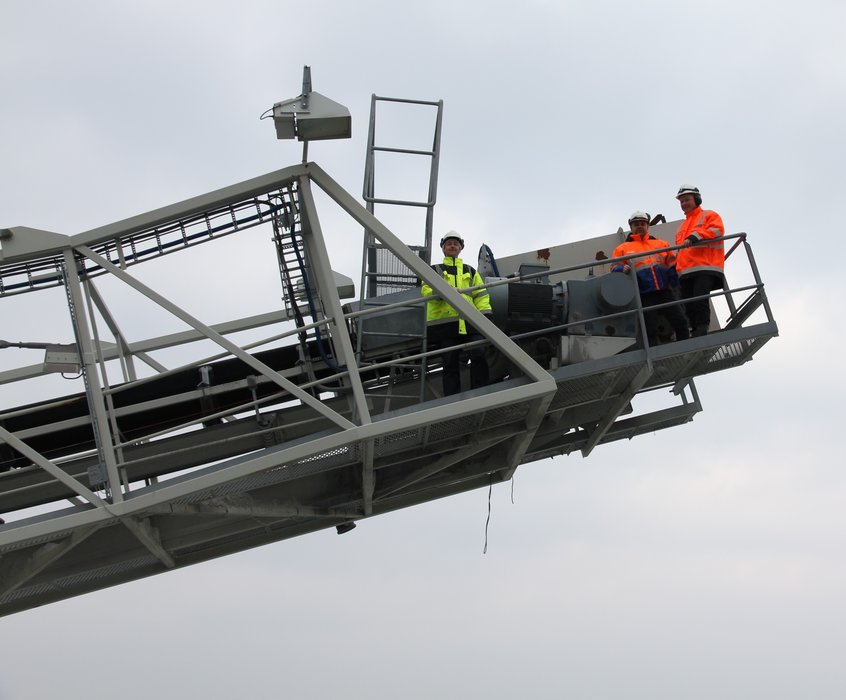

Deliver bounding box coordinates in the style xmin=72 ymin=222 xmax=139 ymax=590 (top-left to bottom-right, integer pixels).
xmin=62 ymin=250 xmax=124 ymax=503
xmin=362 ymin=93 xmax=379 ymax=299
xmin=743 ymin=236 xmax=776 ymax=324
xmin=626 ymin=264 xmax=653 ymax=369
xmin=297 ymin=175 xmax=372 ymax=427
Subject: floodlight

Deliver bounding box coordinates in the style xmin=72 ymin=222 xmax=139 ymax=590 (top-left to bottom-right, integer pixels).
xmin=272 ymin=66 xmax=351 ymax=142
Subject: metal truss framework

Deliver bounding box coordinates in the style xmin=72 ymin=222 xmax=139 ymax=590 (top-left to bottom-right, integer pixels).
xmin=0 ymin=163 xmax=778 ymax=616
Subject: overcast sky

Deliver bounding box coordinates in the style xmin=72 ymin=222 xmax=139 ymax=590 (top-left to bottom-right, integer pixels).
xmin=1 ymin=1 xmax=845 ymax=698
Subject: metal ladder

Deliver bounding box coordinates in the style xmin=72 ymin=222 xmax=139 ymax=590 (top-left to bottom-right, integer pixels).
xmin=361 ymin=95 xmax=443 ymax=297
xmin=358 ymin=95 xmax=444 ymax=400
xmin=272 ymin=190 xmax=335 ymax=380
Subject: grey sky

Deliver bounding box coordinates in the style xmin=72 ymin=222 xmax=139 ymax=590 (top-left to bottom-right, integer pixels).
xmin=1 ymin=1 xmax=845 ymax=698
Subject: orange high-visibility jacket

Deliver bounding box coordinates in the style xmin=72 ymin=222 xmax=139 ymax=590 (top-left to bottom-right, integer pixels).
xmin=612 ymin=233 xmax=678 ymax=293
xmin=675 ymin=206 xmax=725 ymax=276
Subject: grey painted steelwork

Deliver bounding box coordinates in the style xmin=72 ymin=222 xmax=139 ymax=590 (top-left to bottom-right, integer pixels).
xmin=0 ymin=159 xmax=778 ymax=617
xmin=361 ymin=95 xmax=443 ymax=296
xmin=271 ymin=67 xmax=352 ymax=143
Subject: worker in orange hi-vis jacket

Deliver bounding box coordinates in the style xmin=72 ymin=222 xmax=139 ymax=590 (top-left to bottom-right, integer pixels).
xmin=674 ymin=184 xmax=725 ymax=337
xmin=612 ymin=211 xmax=689 ymax=346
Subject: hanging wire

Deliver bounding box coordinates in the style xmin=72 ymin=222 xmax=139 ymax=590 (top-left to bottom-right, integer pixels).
xmin=482 ymin=479 xmax=493 ymax=554
xmin=484 ymin=475 xmax=516 ymax=553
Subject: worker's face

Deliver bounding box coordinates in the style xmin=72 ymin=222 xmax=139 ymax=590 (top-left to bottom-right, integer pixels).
xmin=441 ymin=238 xmax=463 ymax=257
xmin=678 ymin=194 xmax=697 ymax=214
xmin=631 ymin=219 xmax=649 ymax=234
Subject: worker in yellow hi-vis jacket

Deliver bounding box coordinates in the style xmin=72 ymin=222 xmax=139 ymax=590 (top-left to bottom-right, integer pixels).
xmin=421 ymin=231 xmax=492 ymax=395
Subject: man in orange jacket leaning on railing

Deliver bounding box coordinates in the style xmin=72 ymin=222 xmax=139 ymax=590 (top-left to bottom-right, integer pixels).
xmin=612 ymin=211 xmax=690 ymax=346
xmin=674 ymin=184 xmax=726 ymax=337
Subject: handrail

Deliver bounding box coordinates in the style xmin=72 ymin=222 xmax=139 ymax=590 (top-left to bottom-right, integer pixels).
xmin=0 ymin=232 xmax=770 ymax=409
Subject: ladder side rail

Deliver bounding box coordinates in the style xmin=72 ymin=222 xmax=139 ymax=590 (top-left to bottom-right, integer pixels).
xmin=360 ymin=94 xmax=379 ymax=299
xmin=423 ymin=99 xmax=444 ymax=265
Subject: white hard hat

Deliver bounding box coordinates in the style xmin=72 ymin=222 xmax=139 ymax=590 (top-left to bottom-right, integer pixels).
xmin=439 ymin=231 xmax=465 ymax=249
xmin=628 ymin=210 xmax=650 ymax=224
xmin=676 ymin=184 xmax=701 ymax=199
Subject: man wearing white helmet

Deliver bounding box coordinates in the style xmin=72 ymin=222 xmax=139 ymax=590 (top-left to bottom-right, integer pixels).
xmin=421 ymin=231 xmax=492 ymax=396
xmin=612 ymin=211 xmax=689 ymax=345
xmin=674 ymin=184 xmax=726 ymax=337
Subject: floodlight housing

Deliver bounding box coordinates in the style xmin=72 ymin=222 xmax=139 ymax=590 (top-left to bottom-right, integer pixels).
xmin=272 ymin=66 xmax=351 ymax=142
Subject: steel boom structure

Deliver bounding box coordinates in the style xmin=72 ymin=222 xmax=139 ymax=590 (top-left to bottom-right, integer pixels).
xmin=0 ymin=159 xmax=777 ymax=617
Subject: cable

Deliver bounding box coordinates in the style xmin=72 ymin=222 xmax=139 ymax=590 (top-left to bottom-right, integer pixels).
xmin=483 ymin=479 xmax=492 ymax=554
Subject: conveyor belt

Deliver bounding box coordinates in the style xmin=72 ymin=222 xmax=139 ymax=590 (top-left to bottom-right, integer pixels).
xmin=0 ymin=341 xmax=331 ymax=471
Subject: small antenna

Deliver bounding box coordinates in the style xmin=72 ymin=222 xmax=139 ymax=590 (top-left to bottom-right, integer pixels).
xmin=301 ymin=65 xmax=312 ymax=101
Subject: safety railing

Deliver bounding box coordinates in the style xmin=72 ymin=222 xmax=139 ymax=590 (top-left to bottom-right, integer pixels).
xmin=351 ymin=231 xmax=775 ymax=377
xmin=0 ymin=232 xmax=772 ymax=450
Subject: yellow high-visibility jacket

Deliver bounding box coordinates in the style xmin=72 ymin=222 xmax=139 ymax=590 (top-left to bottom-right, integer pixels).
xmin=421 ymin=256 xmax=492 ymax=335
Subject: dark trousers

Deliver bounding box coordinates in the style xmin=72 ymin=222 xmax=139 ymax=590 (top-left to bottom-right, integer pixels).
xmin=641 ymin=289 xmax=690 ymax=343
xmin=427 ymin=322 xmax=490 ymax=396
xmin=680 ymin=272 xmax=724 ymax=336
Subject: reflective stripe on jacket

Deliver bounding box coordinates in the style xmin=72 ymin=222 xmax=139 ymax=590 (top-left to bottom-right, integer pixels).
xmin=675 ymin=206 xmax=725 ymax=276
xmin=612 ymin=233 xmax=679 ymax=293
xmin=421 ymin=257 xmax=492 ymax=335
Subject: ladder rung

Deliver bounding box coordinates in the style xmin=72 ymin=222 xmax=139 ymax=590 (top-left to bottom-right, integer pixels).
xmin=372 ymin=146 xmax=435 ymax=157
xmin=363 ymin=197 xmax=434 ymax=208
xmin=373 ymin=96 xmax=442 ymax=108
xmin=363 ymin=271 xmax=417 ymax=278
